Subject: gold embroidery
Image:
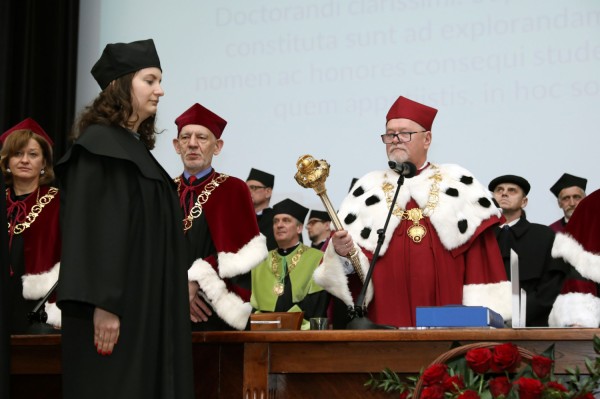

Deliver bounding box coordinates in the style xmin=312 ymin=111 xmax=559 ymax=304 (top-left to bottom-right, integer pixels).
xmin=383 ymin=164 xmax=442 ymax=243
xmin=7 ymin=187 xmax=58 ymax=235
xmin=270 ymin=244 xmax=307 ymax=296
xmin=175 ymin=173 xmax=229 ymax=231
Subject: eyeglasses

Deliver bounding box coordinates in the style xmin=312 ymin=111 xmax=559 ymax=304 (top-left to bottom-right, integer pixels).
xmin=380 ymin=131 xmax=427 ymax=144
xmin=248 ymin=185 xmax=267 ymax=191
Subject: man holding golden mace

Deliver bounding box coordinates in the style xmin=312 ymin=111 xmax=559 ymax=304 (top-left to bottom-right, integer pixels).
xmin=294 ymin=155 xmax=365 ymax=284
xmin=295 ymin=95 xmax=512 ymax=328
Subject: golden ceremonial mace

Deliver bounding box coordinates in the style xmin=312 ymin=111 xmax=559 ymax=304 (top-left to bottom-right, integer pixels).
xmin=294 ymin=155 xmax=365 ymax=283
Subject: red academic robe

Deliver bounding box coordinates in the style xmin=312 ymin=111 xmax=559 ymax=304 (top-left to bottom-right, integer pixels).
xmin=177 ymin=170 xmax=268 ymax=330
xmin=549 ymin=189 xmax=600 ymax=327
xmin=6 ymin=185 xmax=61 ymax=331
xmin=549 ymin=218 xmax=566 ymax=233
xmin=316 ymin=163 xmax=511 ymax=327
xmin=367 ymin=199 xmax=506 ymax=326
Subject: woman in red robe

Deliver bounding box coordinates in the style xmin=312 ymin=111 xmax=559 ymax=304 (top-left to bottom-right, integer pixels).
xmin=0 ymin=118 xmax=61 ymax=333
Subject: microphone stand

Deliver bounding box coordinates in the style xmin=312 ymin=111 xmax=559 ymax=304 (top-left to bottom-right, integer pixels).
xmin=346 ymin=172 xmax=407 ymax=330
xmin=27 ymin=280 xmax=58 ymax=325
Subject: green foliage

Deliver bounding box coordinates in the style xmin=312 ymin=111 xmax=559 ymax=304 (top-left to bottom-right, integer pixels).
xmin=559 ymin=347 xmax=600 ymax=397
xmin=365 ymin=367 xmax=418 ymax=395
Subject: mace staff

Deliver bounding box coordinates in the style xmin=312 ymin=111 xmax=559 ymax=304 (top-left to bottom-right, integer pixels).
xmin=294 ymin=155 xmax=365 ymax=284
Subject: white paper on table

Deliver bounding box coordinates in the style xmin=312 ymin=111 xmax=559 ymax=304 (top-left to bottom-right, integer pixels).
xmin=510 ymin=249 xmax=525 ymax=328
xmin=519 ymin=288 xmax=526 ymax=327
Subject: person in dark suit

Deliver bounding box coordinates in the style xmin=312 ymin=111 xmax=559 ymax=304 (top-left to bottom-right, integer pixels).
xmin=489 ymin=175 xmax=568 ymax=326
xmin=247 ymin=168 xmax=277 ymax=250
xmin=306 ymin=209 xmax=331 ymax=250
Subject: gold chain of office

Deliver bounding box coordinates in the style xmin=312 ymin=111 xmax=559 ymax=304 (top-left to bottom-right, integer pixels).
xmin=382 ymin=164 xmax=442 ymax=243
xmin=176 ymin=173 xmax=229 ymax=231
xmin=6 ymin=187 xmax=58 ymax=235
xmin=270 ymin=244 xmax=308 ymax=296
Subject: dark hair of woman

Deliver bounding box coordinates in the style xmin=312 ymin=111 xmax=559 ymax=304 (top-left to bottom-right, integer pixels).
xmin=0 ymin=130 xmax=55 ymax=186
xmin=73 ymin=72 xmax=158 ymax=149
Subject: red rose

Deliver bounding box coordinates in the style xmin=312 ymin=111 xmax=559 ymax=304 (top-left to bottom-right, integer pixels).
xmin=458 ymin=390 xmax=480 ymax=399
xmin=399 ymin=390 xmax=410 ymax=399
xmin=531 ymin=355 xmax=553 ymax=379
xmin=442 ymin=374 xmax=464 ymax=392
xmin=489 ymin=376 xmax=511 ymax=398
xmin=466 ymin=347 xmax=492 ymax=374
xmin=491 ymin=343 xmax=522 ymax=372
xmin=545 ymin=381 xmax=567 ymax=392
xmin=421 ymin=384 xmax=445 ymax=399
xmin=422 ymin=364 xmax=449 ymax=386
xmin=514 ymin=377 xmax=544 ymax=399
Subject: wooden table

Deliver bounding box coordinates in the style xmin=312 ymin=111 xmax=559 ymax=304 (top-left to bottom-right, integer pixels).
xmin=11 ymin=329 xmax=600 ymax=398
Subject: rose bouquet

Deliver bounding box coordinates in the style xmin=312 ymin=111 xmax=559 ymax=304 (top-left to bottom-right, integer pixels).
xmin=366 ymin=337 xmax=600 ymax=399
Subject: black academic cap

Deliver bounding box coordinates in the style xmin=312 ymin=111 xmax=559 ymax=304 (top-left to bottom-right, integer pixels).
xmin=247 ymin=168 xmax=275 ymax=188
xmin=488 ymin=175 xmax=531 ymax=195
xmin=91 ymin=39 xmax=161 ymax=90
xmin=308 ymin=209 xmax=331 ymax=222
xmin=273 ymin=198 xmax=308 ymax=224
xmin=550 ymin=173 xmax=587 ymax=198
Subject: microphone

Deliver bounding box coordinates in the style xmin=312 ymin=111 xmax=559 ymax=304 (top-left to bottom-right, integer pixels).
xmin=388 ymin=161 xmax=417 ymax=178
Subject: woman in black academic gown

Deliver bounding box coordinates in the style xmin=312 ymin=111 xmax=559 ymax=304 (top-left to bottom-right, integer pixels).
xmin=0 ymin=118 xmax=61 ymax=334
xmin=56 ymin=39 xmax=194 ymax=399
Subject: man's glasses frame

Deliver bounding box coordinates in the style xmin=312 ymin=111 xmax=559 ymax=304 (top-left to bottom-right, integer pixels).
xmin=380 ymin=130 xmax=427 ymax=144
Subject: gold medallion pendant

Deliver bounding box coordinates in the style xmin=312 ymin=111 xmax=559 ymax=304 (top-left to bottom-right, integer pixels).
xmin=405 ymin=208 xmax=427 ymax=243
xmin=407 ymin=223 xmax=427 ymax=243
xmin=273 ymin=282 xmax=284 ymax=296
xmin=382 ymin=164 xmax=441 ymax=245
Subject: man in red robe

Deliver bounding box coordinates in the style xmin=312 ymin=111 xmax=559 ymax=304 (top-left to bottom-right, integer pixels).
xmin=173 ymin=103 xmax=268 ymax=331
xmin=316 ymin=96 xmax=511 ymax=327
xmin=548 ymin=189 xmax=600 ymax=327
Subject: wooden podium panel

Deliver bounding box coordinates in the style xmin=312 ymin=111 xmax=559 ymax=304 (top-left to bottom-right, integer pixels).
xmin=11 ymin=329 xmax=600 ymax=399
xmin=194 ymin=329 xmax=600 ymax=398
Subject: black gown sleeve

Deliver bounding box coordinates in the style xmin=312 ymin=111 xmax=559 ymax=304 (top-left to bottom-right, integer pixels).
xmin=58 ymin=148 xmax=140 ymax=317
xmin=524 ymin=253 xmax=569 ymax=327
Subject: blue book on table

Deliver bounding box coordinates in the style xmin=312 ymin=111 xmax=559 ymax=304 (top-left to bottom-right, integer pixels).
xmin=416 ymin=305 xmax=505 ymax=328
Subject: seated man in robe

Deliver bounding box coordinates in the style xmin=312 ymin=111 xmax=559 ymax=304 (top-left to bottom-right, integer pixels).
xmin=251 ymin=198 xmax=329 ymax=330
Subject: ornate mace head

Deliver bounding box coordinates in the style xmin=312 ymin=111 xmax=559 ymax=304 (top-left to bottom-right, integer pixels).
xmin=294 ymin=155 xmax=330 ymax=192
